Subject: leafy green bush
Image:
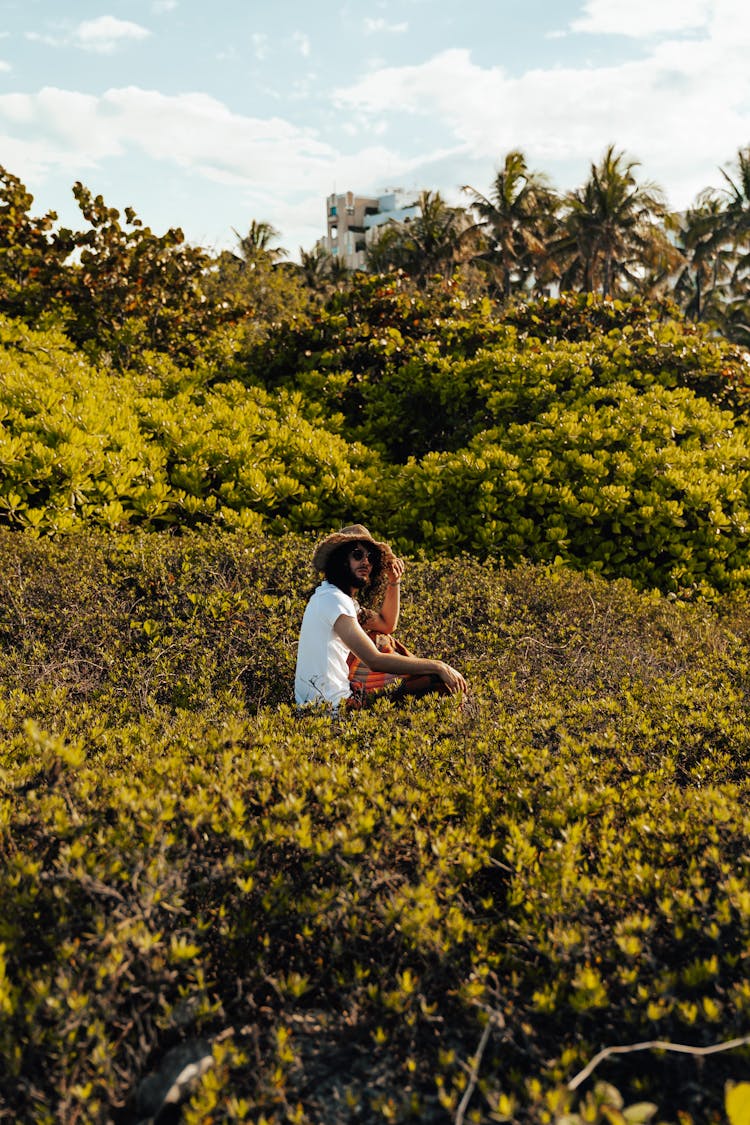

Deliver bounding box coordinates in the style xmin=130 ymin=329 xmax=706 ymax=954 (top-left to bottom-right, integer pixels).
xmin=241 ymin=272 xmax=506 ymax=456
xmin=244 ymin=284 xmax=750 ymax=462
xmin=5 ymin=292 xmax=750 ymax=594
xmin=2 ymin=531 xmax=750 ymax=1122
xmin=0 ymin=317 xmax=382 ymax=535
xmin=500 ymin=292 xmax=750 ymax=416
xmin=499 ymin=291 xmax=669 ymax=341
xmin=382 ymin=382 xmax=750 ymax=592
xmin=0 ymin=165 xmax=72 ymax=325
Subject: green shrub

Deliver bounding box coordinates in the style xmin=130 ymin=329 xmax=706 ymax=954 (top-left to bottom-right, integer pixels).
xmin=500 ymin=292 xmax=750 ymax=412
xmin=383 ymin=382 xmax=750 ymax=592
xmin=0 ymin=528 xmax=312 ymax=711
xmin=0 ymin=318 xmax=383 ymax=535
xmin=2 ymin=532 xmax=750 ymax=1121
xmin=5 ymin=292 xmax=750 ymax=596
xmin=243 ymin=286 xmax=750 ymax=462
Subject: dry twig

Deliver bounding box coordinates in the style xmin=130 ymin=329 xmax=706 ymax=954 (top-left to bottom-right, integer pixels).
xmin=568 ymin=1033 xmax=750 ymax=1092
xmin=455 ymin=1008 xmax=506 ymax=1125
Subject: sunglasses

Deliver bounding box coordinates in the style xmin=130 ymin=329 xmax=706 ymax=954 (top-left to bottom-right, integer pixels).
xmin=350 ymin=545 xmax=376 ymax=563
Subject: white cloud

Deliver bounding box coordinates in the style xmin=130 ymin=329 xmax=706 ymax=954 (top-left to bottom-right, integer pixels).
xmin=26 ymin=16 xmax=152 ymax=53
xmin=333 ymin=9 xmax=750 ymax=210
xmin=251 ymin=33 xmax=269 ymax=60
xmin=0 ymin=61 xmax=10 ymax=73
xmin=364 ymin=18 xmax=409 ymax=34
xmin=0 ymin=86 xmax=369 ymax=188
xmin=152 ymin=0 xmax=178 ymax=11
xmin=73 ymin=16 xmax=151 ymax=53
xmin=0 ymin=93 xmax=37 ymax=124
xmin=0 ymin=84 xmax=460 ymax=243
xmin=25 ymin=31 xmax=63 ymax=48
xmin=572 ymin=0 xmax=713 ymax=37
xmin=293 ymin=31 xmax=311 ymax=57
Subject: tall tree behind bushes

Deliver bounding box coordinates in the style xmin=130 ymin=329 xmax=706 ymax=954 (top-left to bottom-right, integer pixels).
xmin=64 ymin=182 xmax=234 ymax=367
xmin=0 ymin=171 xmax=312 ymax=370
xmin=463 ymin=149 xmax=559 ymax=298
xmin=713 ymin=147 xmax=750 ymax=346
xmin=673 ymin=192 xmax=732 ymax=323
xmin=365 ymin=190 xmax=483 ymax=283
xmin=203 ymin=222 xmax=313 ymax=350
xmin=0 ymin=168 xmax=245 ymax=368
xmin=0 ymin=166 xmax=73 ymax=324
xmin=4 ymin=143 xmax=750 ymax=362
xmin=550 ymin=144 xmax=674 ymax=297
xmin=363 ymin=144 xmax=750 ymax=341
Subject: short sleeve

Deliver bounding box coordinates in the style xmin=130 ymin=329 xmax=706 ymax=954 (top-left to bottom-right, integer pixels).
xmin=318 ymin=585 xmax=357 ymax=629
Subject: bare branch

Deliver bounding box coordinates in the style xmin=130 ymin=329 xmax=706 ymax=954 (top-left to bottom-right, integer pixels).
xmin=455 ymin=1008 xmax=506 ymax=1125
xmin=568 ymin=1034 xmax=750 ymax=1092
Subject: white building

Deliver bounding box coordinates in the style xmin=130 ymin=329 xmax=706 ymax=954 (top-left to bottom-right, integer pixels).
xmin=321 ymin=189 xmax=421 ymax=270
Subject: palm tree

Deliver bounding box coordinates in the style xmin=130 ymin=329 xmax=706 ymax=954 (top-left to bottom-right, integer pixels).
xmin=718 ymin=147 xmax=750 ymax=303
xmin=463 ymin=150 xmax=559 ymax=298
xmin=231 ymin=220 xmax=287 ymax=269
xmin=712 ymin=297 xmax=750 ymax=347
xmin=366 ymin=191 xmax=481 ymax=284
xmin=720 ymin=147 xmax=750 ymax=241
xmin=672 ymin=192 xmax=732 ymax=321
xmin=365 ymin=222 xmax=408 ymax=275
xmin=298 ymin=244 xmax=333 ymax=292
xmin=551 ymin=145 xmax=669 ymax=297
xmin=668 ymin=149 xmax=750 ymax=339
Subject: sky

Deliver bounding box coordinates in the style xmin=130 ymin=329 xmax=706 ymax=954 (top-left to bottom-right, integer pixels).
xmin=1 ymin=0 xmax=750 ymax=260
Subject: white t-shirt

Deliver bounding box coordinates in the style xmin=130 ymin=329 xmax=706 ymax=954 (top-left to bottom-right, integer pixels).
xmin=295 ymin=581 xmax=358 ymax=707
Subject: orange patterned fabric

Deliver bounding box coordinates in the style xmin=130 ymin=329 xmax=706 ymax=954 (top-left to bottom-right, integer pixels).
xmin=347 ymin=632 xmax=411 ymax=693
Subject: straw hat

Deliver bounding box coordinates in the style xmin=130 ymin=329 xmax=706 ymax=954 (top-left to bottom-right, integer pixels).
xmin=312 ymin=524 xmax=393 ymax=573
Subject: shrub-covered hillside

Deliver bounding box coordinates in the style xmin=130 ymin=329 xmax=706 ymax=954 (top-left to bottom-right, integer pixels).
xmin=3 ymin=283 xmax=750 ymax=591
xmin=3 ymin=269 xmax=750 ymax=1121
xmin=2 ymin=530 xmax=750 ymax=1123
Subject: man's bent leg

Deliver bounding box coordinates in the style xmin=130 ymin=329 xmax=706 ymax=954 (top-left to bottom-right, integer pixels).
xmin=390 ymin=673 xmax=449 ymax=704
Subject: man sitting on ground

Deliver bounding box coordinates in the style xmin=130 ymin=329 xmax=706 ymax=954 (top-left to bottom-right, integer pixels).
xmin=294 ymin=524 xmax=467 ymax=709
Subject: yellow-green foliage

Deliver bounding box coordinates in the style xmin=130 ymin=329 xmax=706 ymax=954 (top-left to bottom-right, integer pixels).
xmin=247 ymin=283 xmax=750 ymax=461
xmin=4 ymin=290 xmax=750 ymax=592
xmin=386 ymin=382 xmax=750 ymax=591
xmin=2 ymin=530 xmax=750 ymax=1122
xmin=0 ymin=318 xmax=381 ymax=535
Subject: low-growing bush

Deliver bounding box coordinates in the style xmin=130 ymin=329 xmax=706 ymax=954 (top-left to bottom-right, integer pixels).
xmin=0 ymin=528 xmax=311 ymax=711
xmin=2 ymin=531 xmax=750 ymax=1122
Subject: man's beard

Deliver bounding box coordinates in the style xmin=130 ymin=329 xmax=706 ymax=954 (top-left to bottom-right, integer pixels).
xmin=350 ymin=574 xmax=368 ymax=590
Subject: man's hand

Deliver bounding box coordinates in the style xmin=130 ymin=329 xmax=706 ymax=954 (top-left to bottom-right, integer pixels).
xmin=435 ymin=662 xmax=467 ymax=695
xmin=387 ymin=556 xmax=406 ymax=584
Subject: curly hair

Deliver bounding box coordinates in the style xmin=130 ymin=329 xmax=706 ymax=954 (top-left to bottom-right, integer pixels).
xmin=324 ymin=540 xmax=387 ymax=604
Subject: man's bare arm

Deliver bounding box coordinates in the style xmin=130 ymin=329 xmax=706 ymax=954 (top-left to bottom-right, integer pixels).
xmin=365 ymin=556 xmax=405 ymax=634
xmin=334 ymin=614 xmax=466 ymax=695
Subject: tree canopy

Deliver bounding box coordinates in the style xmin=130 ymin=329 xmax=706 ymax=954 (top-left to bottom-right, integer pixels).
xmin=4 ymin=143 xmax=750 ymax=348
